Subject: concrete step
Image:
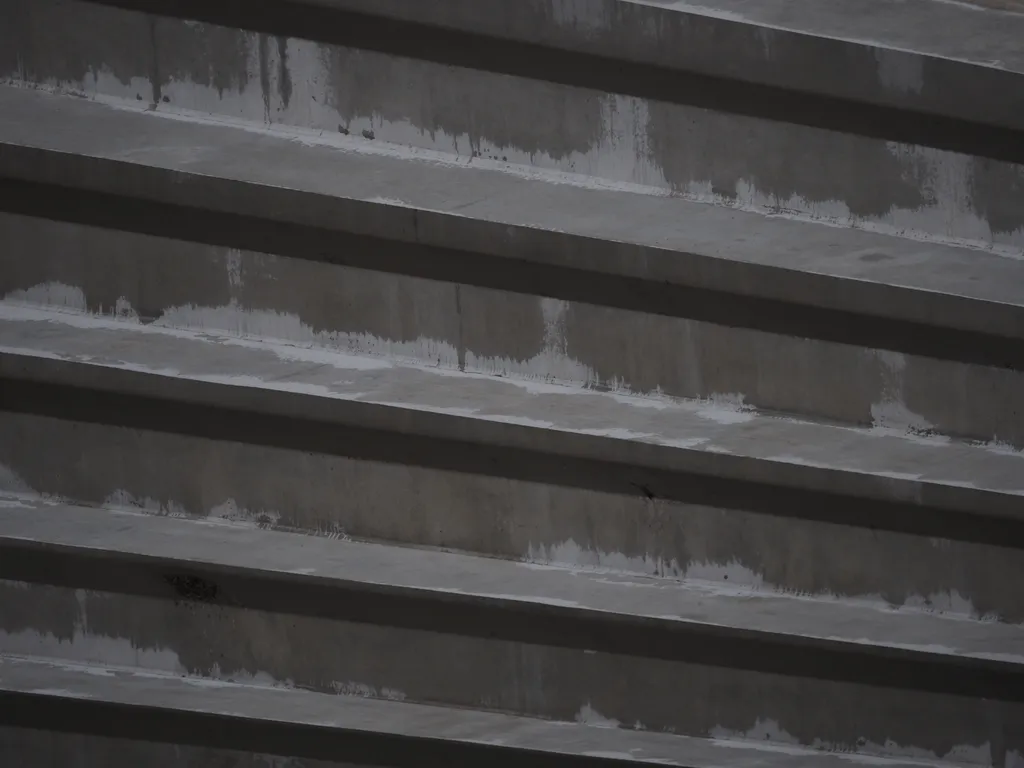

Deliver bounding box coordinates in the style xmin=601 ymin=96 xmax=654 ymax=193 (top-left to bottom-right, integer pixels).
xmin=3 ymin=86 xmax=1024 ymax=446
xmin=1 ymin=502 xmax=1022 ymax=762
xmin=2 ymin=302 xmax=1023 ymax=622
xmin=0 ymin=654 xmax=980 ymax=768
xmin=2 ymin=498 xmax=1022 ymax=684
xmin=2 ymin=0 xmax=1022 ymax=250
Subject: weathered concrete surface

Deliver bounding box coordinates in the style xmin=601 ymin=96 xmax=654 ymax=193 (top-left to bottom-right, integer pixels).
xmin=2 ymin=8 xmax=1023 ymax=248
xmin=3 ymin=305 xmax=1022 ymax=509
xmin=5 ymin=500 xmax=1022 ymax=663
xmin=2 ymin=87 xmax=1021 ymax=322
xmin=1 ymin=655 xmax=1019 ymax=767
xmin=5 ymin=213 xmax=1024 ymax=446
xmin=3 ymin=308 xmax=1024 ymax=620
xmin=5 ymin=410 xmax=1024 ymax=622
xmin=3 ymin=84 xmax=1024 ymax=380
xmin=4 ymin=580 xmax=1023 ymax=762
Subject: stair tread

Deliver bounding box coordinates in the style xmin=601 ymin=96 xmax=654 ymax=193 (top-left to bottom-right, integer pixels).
xmin=2 ymin=302 xmax=1023 ymax=517
xmin=1 ymin=86 xmax=1023 ymax=341
xmin=0 ymin=653 xmax=977 ymax=767
xmin=2 ymin=496 xmax=1022 ymax=665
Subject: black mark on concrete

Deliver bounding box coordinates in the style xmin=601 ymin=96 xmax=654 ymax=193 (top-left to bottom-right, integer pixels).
xmin=165 ymin=574 xmax=219 ymax=603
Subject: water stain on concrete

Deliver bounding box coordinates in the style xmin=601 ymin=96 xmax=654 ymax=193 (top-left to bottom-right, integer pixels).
xmin=645 ymin=100 xmax=930 ymax=218
xmin=153 ymin=17 xmax=252 ymax=98
xmin=0 ymin=0 xmax=152 ymax=89
xmin=321 ymin=45 xmax=604 ymax=161
xmin=971 ymin=158 xmax=1024 ymax=236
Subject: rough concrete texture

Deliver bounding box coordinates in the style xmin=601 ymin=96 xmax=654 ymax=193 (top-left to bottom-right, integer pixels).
xmin=6 ymin=500 xmax=1024 ymax=663
xmin=3 ymin=655 xmax=1022 ymax=767
xmin=4 ymin=213 xmax=1024 ymax=446
xmin=3 ymin=312 xmax=1024 ymax=620
xmin=3 ymin=579 xmax=1023 ymax=763
xmin=2 ymin=2 xmax=1023 ymax=249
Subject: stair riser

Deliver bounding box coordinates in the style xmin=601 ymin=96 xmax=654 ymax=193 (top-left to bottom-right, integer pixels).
xmin=1 ymin=580 xmax=1020 ymax=765
xmin=3 ymin=728 xmax=343 ymax=768
xmin=2 ymin=412 xmax=1021 ymax=621
xmin=3 ymin=0 xmax=1022 ymax=250
xmin=4 ymin=215 xmax=1023 ymax=446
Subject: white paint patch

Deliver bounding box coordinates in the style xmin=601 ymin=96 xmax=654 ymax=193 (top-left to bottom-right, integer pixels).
xmin=156 ymin=303 xmax=417 ymax=370
xmin=708 ymin=734 xmax=949 ymax=766
xmin=524 ymin=538 xmax=1009 ymax=622
xmin=0 ymin=463 xmax=38 ymax=496
xmin=526 ymin=538 xmax=768 ymax=587
xmin=0 ymin=600 xmax=409 ymax=705
xmin=693 ymin=394 xmax=756 ymax=425
xmin=104 ymin=489 xmax=191 ymax=519
xmin=330 ymin=680 xmax=407 ymax=701
xmin=712 ymin=716 xmax=995 ymax=765
xmin=463 ymin=297 xmax=595 ymax=387
xmin=0 ymin=628 xmax=183 ymax=675
xmin=4 ymin=282 xmax=90 ymax=312
xmin=575 ymin=703 xmax=622 ymax=728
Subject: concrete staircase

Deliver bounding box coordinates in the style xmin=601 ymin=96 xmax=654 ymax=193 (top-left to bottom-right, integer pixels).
xmin=1 ymin=0 xmax=1024 ymax=766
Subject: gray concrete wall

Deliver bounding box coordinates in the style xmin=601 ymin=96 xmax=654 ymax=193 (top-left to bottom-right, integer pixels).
xmin=2 ymin=0 xmax=1022 ymax=252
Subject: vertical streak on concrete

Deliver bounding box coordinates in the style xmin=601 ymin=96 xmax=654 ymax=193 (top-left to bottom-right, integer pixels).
xmin=276 ymin=36 xmax=292 ymax=110
xmin=258 ymin=33 xmax=271 ymax=123
xmin=455 ymin=284 xmax=466 ymax=371
xmin=148 ymin=15 xmax=161 ymax=106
